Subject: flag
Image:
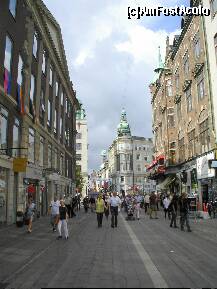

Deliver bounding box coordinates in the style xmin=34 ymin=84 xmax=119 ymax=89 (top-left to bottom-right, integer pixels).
xmin=4 ymin=68 xmax=11 ymax=94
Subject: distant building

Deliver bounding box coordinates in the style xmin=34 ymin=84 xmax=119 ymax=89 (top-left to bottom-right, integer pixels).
xmin=104 ymin=109 xmax=156 ymax=195
xmin=76 ymin=101 xmax=88 ymax=196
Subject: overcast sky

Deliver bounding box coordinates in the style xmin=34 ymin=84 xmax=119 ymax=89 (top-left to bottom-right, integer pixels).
xmin=43 ymin=0 xmax=188 ymax=171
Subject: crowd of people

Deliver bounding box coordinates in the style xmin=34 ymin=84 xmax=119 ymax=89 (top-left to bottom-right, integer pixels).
xmin=23 ymin=190 xmax=194 ymax=237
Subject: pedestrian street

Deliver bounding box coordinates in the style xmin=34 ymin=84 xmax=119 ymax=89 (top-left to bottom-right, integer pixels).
xmin=1 ymin=209 xmax=217 ymax=289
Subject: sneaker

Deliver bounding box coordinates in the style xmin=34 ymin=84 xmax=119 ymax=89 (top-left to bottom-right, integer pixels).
xmin=57 ymin=236 xmax=62 ymax=240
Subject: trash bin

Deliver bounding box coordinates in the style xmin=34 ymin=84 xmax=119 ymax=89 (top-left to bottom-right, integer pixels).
xmin=16 ymin=211 xmax=24 ymax=227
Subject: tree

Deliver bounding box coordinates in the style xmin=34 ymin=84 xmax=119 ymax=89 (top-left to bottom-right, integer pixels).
xmin=76 ymin=166 xmax=84 ymax=195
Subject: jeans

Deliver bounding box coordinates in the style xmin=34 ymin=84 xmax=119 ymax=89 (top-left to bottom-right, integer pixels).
xmin=170 ymin=211 xmax=177 ymax=227
xmin=58 ymin=219 xmax=69 ymax=238
xmin=180 ymin=212 xmax=191 ymax=231
xmin=145 ymin=203 xmax=149 ymax=214
xmin=111 ymin=206 xmax=118 ymax=227
xmin=97 ymin=213 xmax=103 ymax=227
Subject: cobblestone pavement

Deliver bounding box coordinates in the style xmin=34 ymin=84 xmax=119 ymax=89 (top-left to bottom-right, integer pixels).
xmin=1 ymin=209 xmax=217 ymax=288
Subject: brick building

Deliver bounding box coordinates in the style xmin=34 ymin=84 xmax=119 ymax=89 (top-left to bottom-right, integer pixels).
xmin=0 ymin=0 xmax=79 ymax=224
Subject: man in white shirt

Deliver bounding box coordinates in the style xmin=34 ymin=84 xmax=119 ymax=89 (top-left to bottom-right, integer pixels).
xmin=163 ymin=196 xmax=171 ymax=220
xmin=50 ymin=196 xmax=60 ymax=232
xmin=144 ymin=194 xmax=150 ymax=214
xmin=109 ymin=192 xmax=121 ymax=228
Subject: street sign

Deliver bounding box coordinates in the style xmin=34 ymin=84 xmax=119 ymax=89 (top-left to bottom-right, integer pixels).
xmin=13 ymin=158 xmax=28 ymax=172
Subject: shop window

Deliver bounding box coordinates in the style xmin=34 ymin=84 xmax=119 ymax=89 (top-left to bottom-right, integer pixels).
xmin=4 ymin=35 xmax=13 ymax=94
xmin=0 ymin=107 xmax=8 ymax=151
xmin=9 ymin=0 xmax=17 ymax=18
xmin=197 ymin=70 xmax=205 ymax=100
xmin=13 ymin=118 xmax=20 ymax=157
xmin=28 ymin=128 xmax=35 ymax=163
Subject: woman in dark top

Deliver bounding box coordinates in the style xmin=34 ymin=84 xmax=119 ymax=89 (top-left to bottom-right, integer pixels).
xmin=57 ymin=200 xmax=69 ymax=240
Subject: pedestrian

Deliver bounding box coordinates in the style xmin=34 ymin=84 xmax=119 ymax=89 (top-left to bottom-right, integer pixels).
xmin=109 ymin=192 xmax=121 ymax=228
xmin=179 ymin=193 xmax=192 ymax=232
xmin=71 ymin=197 xmax=77 ymax=217
xmin=104 ymin=196 xmax=110 ymax=220
xmin=83 ymin=196 xmax=89 ymax=213
xmin=96 ymin=193 xmax=105 ymax=228
xmin=25 ymin=197 xmax=36 ymax=233
xmin=168 ymin=194 xmax=178 ymax=228
xmin=163 ymin=195 xmax=171 ymax=219
xmin=89 ymin=196 xmax=96 ymax=213
xmin=149 ymin=192 xmax=158 ymax=219
xmin=64 ymin=195 xmax=72 ymax=218
xmin=134 ymin=201 xmax=141 ymax=220
xmin=49 ymin=196 xmax=60 ymax=232
xmin=57 ymin=200 xmax=69 ymax=240
xmin=144 ymin=193 xmax=150 ymax=214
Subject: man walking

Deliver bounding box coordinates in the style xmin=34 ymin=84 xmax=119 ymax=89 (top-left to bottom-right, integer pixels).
xmin=57 ymin=200 xmax=69 ymax=240
xmin=149 ymin=192 xmax=158 ymax=219
xmin=169 ymin=194 xmax=178 ymax=228
xmin=109 ymin=192 xmax=121 ymax=228
xmin=144 ymin=193 xmax=150 ymax=214
xmin=179 ymin=193 xmax=192 ymax=232
xmin=50 ymin=196 xmax=60 ymax=232
xmin=163 ymin=195 xmax=171 ymax=219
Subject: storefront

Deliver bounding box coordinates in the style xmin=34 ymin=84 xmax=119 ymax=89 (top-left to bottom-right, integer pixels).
xmin=0 ymin=167 xmax=8 ymax=224
xmin=197 ymin=151 xmax=216 ymax=210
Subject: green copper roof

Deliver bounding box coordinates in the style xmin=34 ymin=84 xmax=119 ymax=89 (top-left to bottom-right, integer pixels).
xmin=76 ymin=102 xmax=86 ymax=120
xmin=151 ymin=46 xmax=165 ymax=84
xmin=117 ymin=109 xmax=131 ymax=137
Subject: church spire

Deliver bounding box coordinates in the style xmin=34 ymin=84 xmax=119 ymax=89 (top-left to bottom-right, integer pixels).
xmin=117 ymin=108 xmax=131 ymax=137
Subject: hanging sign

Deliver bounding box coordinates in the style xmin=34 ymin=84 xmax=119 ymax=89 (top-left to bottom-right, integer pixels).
xmin=13 ymin=158 xmax=28 ymax=172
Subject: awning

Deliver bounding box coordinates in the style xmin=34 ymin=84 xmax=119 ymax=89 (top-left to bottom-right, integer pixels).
xmin=157 ymin=176 xmax=176 ymax=191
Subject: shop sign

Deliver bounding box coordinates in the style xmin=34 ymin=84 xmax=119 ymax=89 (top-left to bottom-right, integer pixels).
xmin=197 ymin=152 xmax=215 ymax=180
xmin=13 ymin=158 xmax=28 ymax=172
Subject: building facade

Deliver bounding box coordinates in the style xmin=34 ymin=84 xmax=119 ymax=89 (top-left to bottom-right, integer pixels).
xmin=0 ymin=0 xmax=79 ymax=224
xmin=107 ymin=109 xmax=156 ymax=195
xmin=148 ymin=0 xmax=217 ymax=213
xmin=76 ymin=101 xmax=88 ymax=197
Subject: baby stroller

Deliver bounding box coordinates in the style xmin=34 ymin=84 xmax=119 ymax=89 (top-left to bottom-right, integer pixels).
xmin=125 ymin=203 xmax=136 ymax=221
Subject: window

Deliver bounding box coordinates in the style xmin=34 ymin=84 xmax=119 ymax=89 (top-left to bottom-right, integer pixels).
xmin=76 ymin=133 xmax=82 ymax=139
xmin=28 ymin=128 xmax=35 ymax=163
xmin=186 ymin=87 xmax=192 ymax=112
xmin=214 ymin=34 xmax=217 ymax=65
xmin=199 ymin=118 xmax=209 ymax=153
xmin=60 ymin=117 xmax=63 ymax=138
xmin=76 ymin=154 xmax=82 ymax=161
xmin=188 ymin=129 xmax=195 ymax=158
xmin=137 ymin=165 xmax=141 ymax=172
xmin=29 ymin=75 xmax=35 ymax=116
xmin=49 ymin=66 xmax=53 ymax=86
xmin=66 ymin=159 xmax=69 ymax=177
xmin=61 ymin=92 xmax=64 ymax=106
xmin=177 ymin=101 xmax=182 ymax=120
xmin=0 ymin=107 xmax=8 ymax=150
xmin=175 ymin=70 xmax=179 ymax=91
xmin=39 ymin=136 xmax=44 ymax=167
xmin=47 ymin=99 xmax=51 ymax=127
xmin=211 ymin=0 xmax=217 ymax=17
xmin=9 ymin=0 xmax=17 ymax=18
xmin=136 ymin=154 xmax=140 ymax=160
xmin=55 ymin=81 xmax=58 ymax=97
xmin=39 ymin=89 xmax=45 ymax=125
xmin=4 ymin=36 xmax=13 ymax=94
xmin=144 ymin=156 xmax=148 ymax=161
xmin=121 ymin=176 xmax=124 ymax=183
xmin=76 ymin=143 xmax=82 ymax=150
xmin=17 ymin=56 xmax=23 ymax=110
xmin=65 ymin=97 xmax=68 ymax=114
xmin=54 ymin=109 xmax=57 ymax=134
xmin=42 ymin=51 xmax=46 ymax=74
xmin=166 ymin=79 xmax=172 ymax=97
xmin=178 ymin=137 xmax=185 ymax=163
xmin=168 ymin=107 xmax=175 ymax=128
xmin=183 ymin=52 xmax=189 ymax=75
xmin=13 ymin=118 xmax=19 ymax=157
xmin=17 ymin=56 xmax=23 ymax=86
xmin=54 ymin=148 xmax=58 ymax=170
xmin=32 ymin=32 xmax=38 ymax=58
xmin=197 ymin=70 xmax=205 ymax=100
xmin=169 ymin=142 xmax=176 ymax=165
xmin=193 ymin=32 xmax=201 ymax=59
xmin=60 ymin=154 xmax=64 ymax=175
xmin=48 ymin=144 xmax=52 ymax=168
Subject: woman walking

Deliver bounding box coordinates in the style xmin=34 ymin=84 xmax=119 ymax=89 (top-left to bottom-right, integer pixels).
xmin=26 ymin=197 xmax=36 ymax=233
xmin=96 ymin=194 xmax=105 ymax=228
xmin=104 ymin=196 xmax=110 ymax=221
xmin=57 ymin=200 xmax=69 ymax=240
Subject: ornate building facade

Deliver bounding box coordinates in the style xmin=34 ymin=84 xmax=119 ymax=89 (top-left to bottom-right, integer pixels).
xmin=149 ymin=0 xmax=217 ymax=213
xmin=0 ymin=0 xmax=79 ymax=224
